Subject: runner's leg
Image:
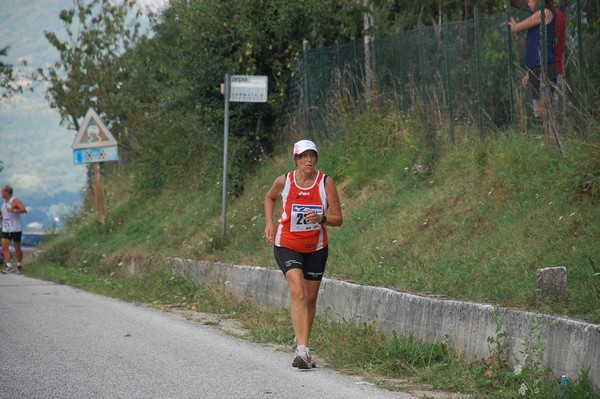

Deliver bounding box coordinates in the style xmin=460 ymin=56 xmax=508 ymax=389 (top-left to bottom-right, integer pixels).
xmin=1 ymin=238 xmax=11 ymax=265
xmin=286 ymin=268 xmax=311 ymax=347
xmin=14 ymin=241 xmax=22 ymax=263
xmin=303 ymin=279 xmax=322 ymax=345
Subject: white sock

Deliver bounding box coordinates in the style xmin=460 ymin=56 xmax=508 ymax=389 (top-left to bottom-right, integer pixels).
xmin=17 ymin=262 xmax=21 ymax=267
xmin=6 ymin=262 xmax=12 ymax=268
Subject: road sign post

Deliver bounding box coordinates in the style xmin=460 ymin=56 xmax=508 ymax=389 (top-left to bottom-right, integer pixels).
xmin=221 ymin=74 xmax=268 ymax=241
xmin=222 ymin=73 xmax=231 ymax=242
xmin=72 ymin=108 xmax=119 ymax=224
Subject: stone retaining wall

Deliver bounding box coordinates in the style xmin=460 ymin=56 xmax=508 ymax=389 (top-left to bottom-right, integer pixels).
xmin=170 ymin=257 xmax=600 ymax=389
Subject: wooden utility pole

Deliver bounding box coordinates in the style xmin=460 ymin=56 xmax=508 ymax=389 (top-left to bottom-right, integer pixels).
xmin=94 ymin=162 xmax=106 ymax=224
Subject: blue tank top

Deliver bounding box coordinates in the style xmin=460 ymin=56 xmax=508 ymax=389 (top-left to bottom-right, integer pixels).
xmin=525 ymin=6 xmax=556 ymax=69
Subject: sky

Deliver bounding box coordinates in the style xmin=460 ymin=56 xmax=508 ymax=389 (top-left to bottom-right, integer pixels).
xmin=0 ymin=0 xmax=167 ymax=227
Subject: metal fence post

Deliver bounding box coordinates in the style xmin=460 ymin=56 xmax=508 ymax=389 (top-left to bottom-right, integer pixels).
xmin=576 ymin=0 xmax=586 ymax=133
xmin=318 ymin=47 xmax=327 ymax=133
xmin=335 ymin=39 xmax=342 ymax=104
xmin=474 ymin=7 xmax=485 ymax=138
xmin=540 ymin=0 xmax=552 ymax=145
xmin=505 ymin=0 xmax=515 ymax=128
xmin=376 ymin=37 xmax=383 ymax=94
xmin=417 ymin=19 xmax=425 ymax=101
xmin=398 ymin=27 xmax=408 ymax=112
xmin=302 ymin=40 xmax=312 ymax=137
xmin=443 ymin=14 xmax=455 ymax=144
xmin=335 ymin=39 xmax=341 ymax=73
xmin=540 ymin=0 xmax=547 ymax=79
xmin=354 ymin=38 xmax=361 ymax=97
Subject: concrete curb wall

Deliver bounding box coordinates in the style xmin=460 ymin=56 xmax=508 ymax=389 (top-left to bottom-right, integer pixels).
xmin=170 ymin=257 xmax=600 ymax=388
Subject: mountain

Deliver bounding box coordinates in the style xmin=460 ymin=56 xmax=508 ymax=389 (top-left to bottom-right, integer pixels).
xmin=0 ymin=0 xmax=167 ymax=230
xmin=0 ymin=0 xmax=85 ymax=229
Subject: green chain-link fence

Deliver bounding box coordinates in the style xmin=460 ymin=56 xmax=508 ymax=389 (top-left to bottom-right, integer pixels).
xmin=289 ymin=3 xmax=599 ymax=144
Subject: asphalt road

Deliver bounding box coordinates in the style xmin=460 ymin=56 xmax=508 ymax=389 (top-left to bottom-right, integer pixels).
xmin=0 ymin=275 xmax=416 ymax=399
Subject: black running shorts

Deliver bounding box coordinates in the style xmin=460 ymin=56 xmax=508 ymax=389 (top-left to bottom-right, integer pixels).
xmin=274 ymin=245 xmax=329 ymax=281
xmin=2 ymin=231 xmax=22 ymax=243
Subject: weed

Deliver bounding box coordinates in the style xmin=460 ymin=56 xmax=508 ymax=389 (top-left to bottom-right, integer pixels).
xmin=474 ymin=148 xmax=489 ymax=174
xmin=486 ymin=307 xmax=509 ymax=362
xmin=564 ymin=370 xmax=599 ymax=399
xmin=475 ymin=307 xmax=512 ymax=391
xmin=517 ymin=317 xmax=555 ymax=397
xmin=478 ymin=311 xmax=599 ymax=398
xmin=590 ymin=257 xmax=600 ymax=293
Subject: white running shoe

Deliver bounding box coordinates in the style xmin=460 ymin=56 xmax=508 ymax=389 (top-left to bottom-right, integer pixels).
xmin=2 ymin=265 xmax=14 ymax=274
xmin=292 ymin=357 xmax=316 ymax=368
xmin=306 ymin=350 xmax=316 ymax=368
xmin=292 ymin=345 xmax=315 ymax=369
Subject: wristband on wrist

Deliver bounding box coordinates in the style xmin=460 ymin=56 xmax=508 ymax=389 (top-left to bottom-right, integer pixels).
xmin=321 ymin=214 xmax=327 ymax=225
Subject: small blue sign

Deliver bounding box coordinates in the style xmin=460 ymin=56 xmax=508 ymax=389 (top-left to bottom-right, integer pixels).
xmin=73 ymin=146 xmax=119 ymax=165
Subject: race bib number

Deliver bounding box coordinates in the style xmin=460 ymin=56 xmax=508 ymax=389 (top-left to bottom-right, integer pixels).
xmin=291 ymin=204 xmax=323 ymax=232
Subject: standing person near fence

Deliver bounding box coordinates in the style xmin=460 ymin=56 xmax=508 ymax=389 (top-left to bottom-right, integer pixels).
xmin=508 ymin=0 xmax=557 ymax=120
xmin=553 ymin=2 xmax=566 ymax=80
xmin=553 ymin=2 xmax=566 ymax=108
xmin=1 ymin=185 xmax=27 ymax=274
xmin=264 ymin=140 xmax=343 ymax=369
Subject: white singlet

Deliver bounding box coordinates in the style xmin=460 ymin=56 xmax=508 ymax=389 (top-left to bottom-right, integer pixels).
xmin=2 ymin=198 xmax=22 ymax=233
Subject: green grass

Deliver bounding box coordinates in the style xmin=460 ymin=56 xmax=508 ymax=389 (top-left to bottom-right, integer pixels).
xmin=24 ymin=103 xmax=600 ymax=398
xmin=216 ymin=113 xmax=600 ymax=322
xmin=30 ymin=112 xmax=600 ymax=395
xmin=25 ymin=260 xmax=597 ymax=398
xmin=41 ymin=108 xmax=600 ymax=323
xmin=25 ymin=259 xmax=244 ymax=315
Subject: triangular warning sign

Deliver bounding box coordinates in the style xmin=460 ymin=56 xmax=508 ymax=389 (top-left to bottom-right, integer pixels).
xmin=72 ymin=108 xmax=118 ymax=149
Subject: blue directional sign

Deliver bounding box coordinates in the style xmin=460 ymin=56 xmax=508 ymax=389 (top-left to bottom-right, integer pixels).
xmin=73 ymin=146 xmax=119 ymax=165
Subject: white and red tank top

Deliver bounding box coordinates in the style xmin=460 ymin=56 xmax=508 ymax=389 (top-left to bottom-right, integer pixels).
xmin=274 ymin=170 xmax=328 ymax=252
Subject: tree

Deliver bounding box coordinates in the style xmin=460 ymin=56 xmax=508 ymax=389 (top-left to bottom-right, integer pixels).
xmin=1 ymin=46 xmax=23 ymax=101
xmin=1 ymin=46 xmax=17 ymax=171
xmin=122 ymin=0 xmax=365 ymax=193
xmin=37 ymin=0 xmax=142 ymax=131
xmin=371 ymin=0 xmax=508 ymax=33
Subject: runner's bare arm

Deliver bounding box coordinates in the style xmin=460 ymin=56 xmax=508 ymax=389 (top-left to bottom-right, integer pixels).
xmin=9 ymin=198 xmax=27 ymax=214
xmin=323 ymin=176 xmax=343 ymax=227
xmin=509 ymin=9 xmax=553 ymax=33
xmin=264 ymin=175 xmax=286 ymax=244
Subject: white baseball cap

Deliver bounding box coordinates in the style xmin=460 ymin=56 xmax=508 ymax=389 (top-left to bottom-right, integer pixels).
xmin=293 ymin=140 xmax=318 ymax=156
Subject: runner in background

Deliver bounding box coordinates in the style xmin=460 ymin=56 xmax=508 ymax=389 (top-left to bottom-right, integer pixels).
xmin=1 ymin=185 xmax=27 ymax=274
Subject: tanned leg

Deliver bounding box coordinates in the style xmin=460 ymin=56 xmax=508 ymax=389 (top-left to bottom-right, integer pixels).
xmin=286 ymin=269 xmax=311 ymax=346
xmin=2 ymin=238 xmax=11 ymax=265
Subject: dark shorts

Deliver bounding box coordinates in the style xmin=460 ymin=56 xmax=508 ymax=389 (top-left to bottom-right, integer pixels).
xmin=2 ymin=231 xmax=22 ymax=243
xmin=528 ymin=62 xmax=557 ymax=100
xmin=274 ymin=245 xmax=329 ymax=281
